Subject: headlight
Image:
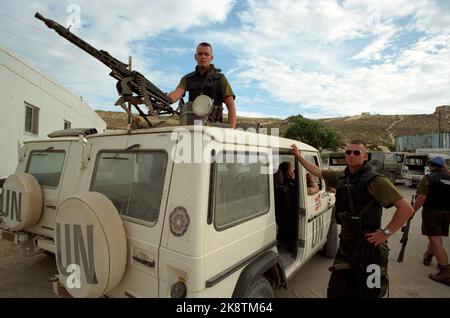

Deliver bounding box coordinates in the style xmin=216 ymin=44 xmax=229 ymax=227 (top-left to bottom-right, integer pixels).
xmin=192 ymin=95 xmax=213 ymax=117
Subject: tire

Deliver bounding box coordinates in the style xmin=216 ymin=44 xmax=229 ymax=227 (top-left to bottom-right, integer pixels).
xmin=322 ymin=208 xmax=339 ymax=258
xmin=244 ymin=277 xmax=274 ymax=298
xmin=55 ymin=192 xmax=127 ymax=298
xmin=368 ymin=159 xmax=382 ymax=172
xmin=1 ymin=173 xmax=43 ymax=231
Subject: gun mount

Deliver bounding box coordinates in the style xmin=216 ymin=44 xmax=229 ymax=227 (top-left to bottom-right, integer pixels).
xmin=35 ymin=12 xmax=176 ymax=128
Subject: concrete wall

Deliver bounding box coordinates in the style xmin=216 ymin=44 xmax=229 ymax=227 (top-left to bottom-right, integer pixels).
xmin=0 ymin=46 xmax=106 ymax=177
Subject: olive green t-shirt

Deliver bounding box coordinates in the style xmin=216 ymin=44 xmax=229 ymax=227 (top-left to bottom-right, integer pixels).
xmin=322 ymin=170 xmax=403 ymax=208
xmin=416 ymin=175 xmax=430 ymax=196
xmin=415 ymin=175 xmax=446 ymax=213
xmin=177 ymin=74 xmax=235 ymax=99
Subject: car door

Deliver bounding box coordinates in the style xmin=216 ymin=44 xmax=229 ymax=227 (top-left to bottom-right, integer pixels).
xmin=24 ymin=141 xmax=72 ymax=238
xmin=87 ymin=132 xmax=177 ymax=298
xmin=302 ymin=152 xmax=330 ymax=256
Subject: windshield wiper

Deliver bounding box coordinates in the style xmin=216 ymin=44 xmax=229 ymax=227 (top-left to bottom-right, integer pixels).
xmin=103 ymin=144 xmax=141 ymax=160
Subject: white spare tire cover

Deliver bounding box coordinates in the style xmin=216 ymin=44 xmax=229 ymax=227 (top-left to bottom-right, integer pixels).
xmin=55 ymin=192 xmax=127 ymax=298
xmin=1 ymin=173 xmax=42 ymax=230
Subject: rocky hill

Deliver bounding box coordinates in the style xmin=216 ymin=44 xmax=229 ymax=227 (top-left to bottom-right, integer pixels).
xmin=96 ymin=105 xmax=450 ymax=150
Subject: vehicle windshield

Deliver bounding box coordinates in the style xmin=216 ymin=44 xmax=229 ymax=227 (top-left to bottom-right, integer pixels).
xmin=404 ymin=156 xmax=425 ymax=166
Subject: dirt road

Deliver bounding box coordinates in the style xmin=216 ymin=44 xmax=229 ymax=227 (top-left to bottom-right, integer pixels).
xmin=0 ymin=185 xmax=449 ymax=298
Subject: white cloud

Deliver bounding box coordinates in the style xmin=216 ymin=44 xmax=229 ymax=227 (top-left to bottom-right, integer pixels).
xmin=351 ymin=24 xmax=398 ymax=61
xmin=235 ymin=35 xmax=449 ymax=116
xmin=412 ymin=0 xmax=450 ymax=34
xmin=207 ymin=0 xmax=450 ymax=117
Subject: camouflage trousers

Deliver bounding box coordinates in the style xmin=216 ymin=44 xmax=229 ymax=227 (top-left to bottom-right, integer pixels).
xmin=327 ymin=239 xmax=389 ymax=298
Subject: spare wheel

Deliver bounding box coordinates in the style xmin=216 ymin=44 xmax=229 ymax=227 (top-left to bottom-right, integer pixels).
xmin=1 ymin=173 xmax=43 ymax=231
xmin=55 ymin=192 xmax=127 ymax=298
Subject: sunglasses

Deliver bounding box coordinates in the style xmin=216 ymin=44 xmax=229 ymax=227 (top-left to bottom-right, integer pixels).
xmin=345 ymin=150 xmax=364 ymax=156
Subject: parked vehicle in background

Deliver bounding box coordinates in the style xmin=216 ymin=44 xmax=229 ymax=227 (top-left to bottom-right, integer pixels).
xmin=367 ymin=152 xmax=407 ymax=183
xmin=401 ymin=152 xmax=450 ymax=187
xmin=320 ymin=152 xmax=346 ymax=172
xmin=321 ymin=151 xmax=407 ymax=183
xmin=415 ymin=148 xmax=450 ymax=156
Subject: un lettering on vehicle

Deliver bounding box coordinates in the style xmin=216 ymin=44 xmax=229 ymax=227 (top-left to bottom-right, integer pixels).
xmin=1 ymin=189 xmax=22 ymax=222
xmin=311 ymin=214 xmax=324 ymax=249
xmin=55 ymin=223 xmax=98 ymax=285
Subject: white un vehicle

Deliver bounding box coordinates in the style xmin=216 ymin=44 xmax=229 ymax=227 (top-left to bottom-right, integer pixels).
xmin=0 ymin=125 xmax=337 ymax=298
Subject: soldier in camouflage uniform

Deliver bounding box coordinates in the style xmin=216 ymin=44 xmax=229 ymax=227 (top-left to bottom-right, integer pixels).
xmin=292 ymin=140 xmax=413 ymax=298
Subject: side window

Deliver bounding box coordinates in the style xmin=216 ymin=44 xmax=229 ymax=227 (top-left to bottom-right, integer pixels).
xmin=304 ymin=154 xmax=323 ymax=192
xmin=64 ymin=120 xmax=71 ymax=129
xmin=213 ymin=152 xmax=270 ymax=230
xmin=24 ymin=102 xmax=39 ymax=135
xmin=330 ymin=157 xmax=346 ymax=165
xmin=26 ymin=151 xmax=66 ymax=187
xmin=91 ymin=151 xmax=167 ymax=225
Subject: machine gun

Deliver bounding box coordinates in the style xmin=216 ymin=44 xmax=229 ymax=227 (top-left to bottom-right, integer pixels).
xmin=397 ymin=194 xmax=416 ymax=262
xmin=35 ymin=12 xmax=176 ymax=127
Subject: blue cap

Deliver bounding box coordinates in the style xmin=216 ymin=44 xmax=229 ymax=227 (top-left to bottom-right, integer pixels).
xmin=430 ymin=156 xmax=445 ymax=167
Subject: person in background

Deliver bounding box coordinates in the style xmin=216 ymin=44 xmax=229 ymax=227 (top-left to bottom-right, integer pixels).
xmin=413 ymin=156 xmax=450 ymax=286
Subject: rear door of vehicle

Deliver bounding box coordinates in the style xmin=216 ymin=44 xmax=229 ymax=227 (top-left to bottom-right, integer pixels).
xmin=88 ymin=132 xmax=177 ymax=298
xmin=24 ymin=141 xmax=72 ymax=238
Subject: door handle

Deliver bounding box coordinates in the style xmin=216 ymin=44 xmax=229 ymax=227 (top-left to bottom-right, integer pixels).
xmin=45 ymin=204 xmax=57 ymax=209
xmin=133 ymin=256 xmax=155 ymax=268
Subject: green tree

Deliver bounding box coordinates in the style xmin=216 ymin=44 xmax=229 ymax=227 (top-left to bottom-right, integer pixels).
xmin=284 ymin=116 xmax=342 ymax=151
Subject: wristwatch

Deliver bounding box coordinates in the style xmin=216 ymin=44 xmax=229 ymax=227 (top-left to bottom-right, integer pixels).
xmin=382 ymin=228 xmax=392 ymax=236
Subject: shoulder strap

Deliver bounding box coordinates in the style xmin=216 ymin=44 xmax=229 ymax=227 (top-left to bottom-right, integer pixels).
xmin=185 ymin=70 xmax=197 ymax=78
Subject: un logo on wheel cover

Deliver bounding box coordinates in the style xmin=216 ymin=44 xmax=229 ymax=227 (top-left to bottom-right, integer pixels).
xmin=169 ymin=207 xmax=190 ymax=237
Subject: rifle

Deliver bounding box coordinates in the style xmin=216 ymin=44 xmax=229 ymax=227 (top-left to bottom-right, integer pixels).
xmin=34 ymin=12 xmax=176 ymax=127
xmin=397 ymin=194 xmax=416 ymax=262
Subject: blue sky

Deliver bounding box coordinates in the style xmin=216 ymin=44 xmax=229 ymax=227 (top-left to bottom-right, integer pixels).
xmin=1 ymin=0 xmax=449 ymax=119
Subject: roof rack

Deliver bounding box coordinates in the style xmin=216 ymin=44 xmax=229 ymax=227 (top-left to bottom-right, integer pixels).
xmin=47 ymin=128 xmax=98 ymax=138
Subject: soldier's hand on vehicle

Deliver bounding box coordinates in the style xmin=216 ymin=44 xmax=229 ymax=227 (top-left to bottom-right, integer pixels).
xmin=365 ymin=230 xmax=388 ymax=246
xmin=291 ymin=144 xmax=301 ymax=157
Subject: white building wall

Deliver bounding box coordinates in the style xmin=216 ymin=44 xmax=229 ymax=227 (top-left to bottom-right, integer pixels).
xmin=0 ymin=46 xmax=107 ymax=177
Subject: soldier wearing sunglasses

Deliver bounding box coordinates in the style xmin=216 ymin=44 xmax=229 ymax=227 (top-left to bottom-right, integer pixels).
xmin=292 ymin=140 xmax=413 ymax=298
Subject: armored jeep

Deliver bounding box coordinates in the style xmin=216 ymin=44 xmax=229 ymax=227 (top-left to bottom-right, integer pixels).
xmin=1 ymin=126 xmax=337 ymax=298
xmin=366 ymin=151 xmax=407 ymax=183
xmin=320 ymin=152 xmax=347 ymax=172
xmin=401 ymin=152 xmax=450 ymax=187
